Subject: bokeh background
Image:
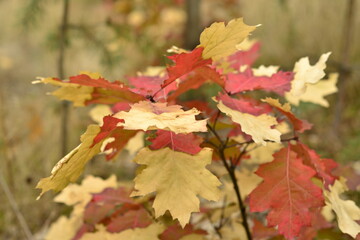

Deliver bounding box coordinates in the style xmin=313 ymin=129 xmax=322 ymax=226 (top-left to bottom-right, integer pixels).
xmin=0 ymin=0 xmax=359 ymax=239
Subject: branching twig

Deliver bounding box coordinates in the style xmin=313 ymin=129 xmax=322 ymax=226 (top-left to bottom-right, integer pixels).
xmin=0 ymin=171 xmax=33 ymax=240
xmin=206 ymin=124 xmax=253 ymax=240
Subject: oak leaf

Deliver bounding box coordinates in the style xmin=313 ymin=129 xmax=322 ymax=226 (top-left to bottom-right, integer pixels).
xmin=36 ymin=125 xmax=104 ymax=197
xmin=249 ymin=146 xmax=324 ymax=239
xmin=286 ymin=73 xmax=338 ymax=107
xmin=199 ymin=18 xmax=257 ymax=61
xmin=225 ymin=68 xmax=293 ymax=95
xmin=324 ymin=179 xmax=360 ymax=238
xmin=289 ymin=52 xmax=331 ymax=96
xmin=131 ymin=147 xmax=221 ymax=227
xmin=149 ymin=130 xmax=203 ymax=155
xmin=161 ymin=47 xmax=212 ymax=89
xmin=114 ymin=101 xmax=207 ymax=134
xmin=216 ymin=97 xmax=281 ymax=145
xmin=81 ymin=223 xmax=165 ymax=240
xmin=262 ymin=98 xmax=312 ymax=133
xmin=227 ymin=41 xmax=261 ymax=69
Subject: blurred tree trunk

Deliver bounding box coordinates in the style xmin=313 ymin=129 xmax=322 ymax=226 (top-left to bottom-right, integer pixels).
xmin=332 ymin=0 xmax=357 ymax=141
xmin=184 ymin=0 xmax=201 ymax=50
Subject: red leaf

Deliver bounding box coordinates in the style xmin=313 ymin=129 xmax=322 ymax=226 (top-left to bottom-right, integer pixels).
xmin=296 ymin=209 xmax=332 ymax=240
xmin=252 ymin=219 xmax=279 ymax=240
xmin=148 ymin=130 xmax=203 ymax=155
xmin=128 ymin=75 xmax=177 ymax=101
xmin=160 ymin=224 xmax=206 ymax=240
xmin=249 ymin=145 xmax=324 ymax=239
xmin=69 ymin=74 xmax=145 ymax=104
xmin=225 ymin=68 xmax=293 ymax=95
xmin=106 ymin=208 xmax=152 ymax=233
xmin=92 ymin=187 xmax=134 ymax=205
xmin=228 ymin=42 xmax=261 ymax=69
xmin=290 ymin=143 xmax=338 ymax=188
xmin=71 ymin=223 xmax=95 ymax=240
xmin=264 ymin=98 xmax=312 ymax=133
xmin=92 ymin=116 xmax=138 ymax=160
xmin=168 ymin=66 xmax=223 ymax=101
xmin=161 ymin=47 xmax=212 ymax=89
xmin=217 ymin=93 xmax=272 ymax=116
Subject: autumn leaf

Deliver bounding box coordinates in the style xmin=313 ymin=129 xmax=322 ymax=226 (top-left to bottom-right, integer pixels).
xmin=225 ymin=68 xmax=293 ymax=95
xmin=262 ymin=97 xmax=312 ymax=133
xmin=33 ymin=77 xmax=93 ymax=107
xmin=290 ymin=143 xmax=338 ymax=188
xmin=217 ymin=93 xmax=271 ymax=116
xmin=149 ymin=130 xmax=203 ymax=155
xmin=199 ymin=18 xmax=257 ymax=61
xmin=36 ymin=125 xmax=104 ymax=197
xmin=324 ymin=179 xmax=360 ymax=238
xmin=114 ymin=101 xmax=207 ymax=134
xmin=227 ymin=41 xmax=261 ymax=69
xmin=160 ymin=224 xmax=206 ymax=240
xmin=131 ymin=147 xmax=221 ymax=227
xmin=93 ymin=115 xmax=138 ymax=160
xmin=215 ymin=97 xmax=281 ymax=145
xmin=34 ymin=73 xmax=145 ymax=106
xmin=167 ymin=66 xmax=224 ymax=101
xmin=286 ymin=73 xmax=338 ymax=107
xmin=81 ymin=223 xmax=165 ymax=240
xmin=249 ymin=145 xmax=324 ymax=239
xmin=161 ymin=47 xmax=212 ymax=90
xmin=288 ymin=52 xmax=331 ymax=96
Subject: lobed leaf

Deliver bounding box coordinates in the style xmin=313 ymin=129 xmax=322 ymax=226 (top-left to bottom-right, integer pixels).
xmin=131 ymin=147 xmax=221 ymax=227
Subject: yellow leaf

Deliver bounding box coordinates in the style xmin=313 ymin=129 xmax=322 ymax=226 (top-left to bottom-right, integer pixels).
xmin=289 ymin=52 xmax=331 ymax=96
xmin=324 ymin=179 xmax=360 ymax=238
xmin=131 ymin=147 xmax=221 ymax=227
xmin=199 ymin=18 xmax=257 ymax=61
xmin=216 ymin=100 xmax=281 ymax=145
xmin=34 ymin=77 xmax=93 ymax=107
xmin=179 ymin=234 xmax=206 ymax=240
xmin=286 ymin=73 xmax=338 ymax=107
xmin=36 ymin=125 xmax=104 ymax=198
xmin=124 ymin=131 xmax=145 ymax=155
xmin=114 ymin=101 xmax=207 ymax=134
xmin=81 ymin=223 xmax=165 ymax=240
xmin=45 ymin=215 xmax=82 ymax=240
xmin=89 ymin=105 xmax=112 ymax=125
xmin=252 ymin=65 xmax=279 ymax=77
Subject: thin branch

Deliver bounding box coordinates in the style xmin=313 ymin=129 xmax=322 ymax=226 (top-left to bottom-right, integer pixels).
xmin=206 ymin=124 xmax=252 ymax=240
xmin=225 ymin=136 xmax=299 ymax=149
xmin=58 ymin=0 xmax=71 ymax=157
xmin=0 ymin=171 xmax=33 ymax=240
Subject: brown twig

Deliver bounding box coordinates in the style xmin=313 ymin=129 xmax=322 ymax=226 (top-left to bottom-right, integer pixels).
xmin=207 ymin=124 xmax=253 ymax=240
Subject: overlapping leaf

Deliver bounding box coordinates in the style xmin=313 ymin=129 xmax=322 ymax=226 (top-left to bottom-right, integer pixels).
xmin=34 ymin=73 xmax=144 ymax=106
xmin=262 ymin=98 xmax=312 ymax=133
xmin=225 ymin=68 xmax=293 ymax=95
xmin=288 ymin=52 xmax=331 ymax=96
xmin=131 ymin=147 xmax=221 ymax=227
xmin=36 ymin=125 xmax=104 ymax=197
xmin=114 ymin=101 xmax=207 ymax=134
xmin=215 ymin=96 xmax=281 ymax=145
xmin=149 ymin=130 xmax=203 ymax=155
xmin=249 ymin=146 xmax=324 ymax=239
xmin=199 ymin=18 xmax=257 ymax=61
xmin=286 ymin=73 xmax=338 ymax=107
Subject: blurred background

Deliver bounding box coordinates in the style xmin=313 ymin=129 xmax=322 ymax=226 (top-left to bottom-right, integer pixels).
xmin=0 ymin=0 xmax=359 ymax=239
